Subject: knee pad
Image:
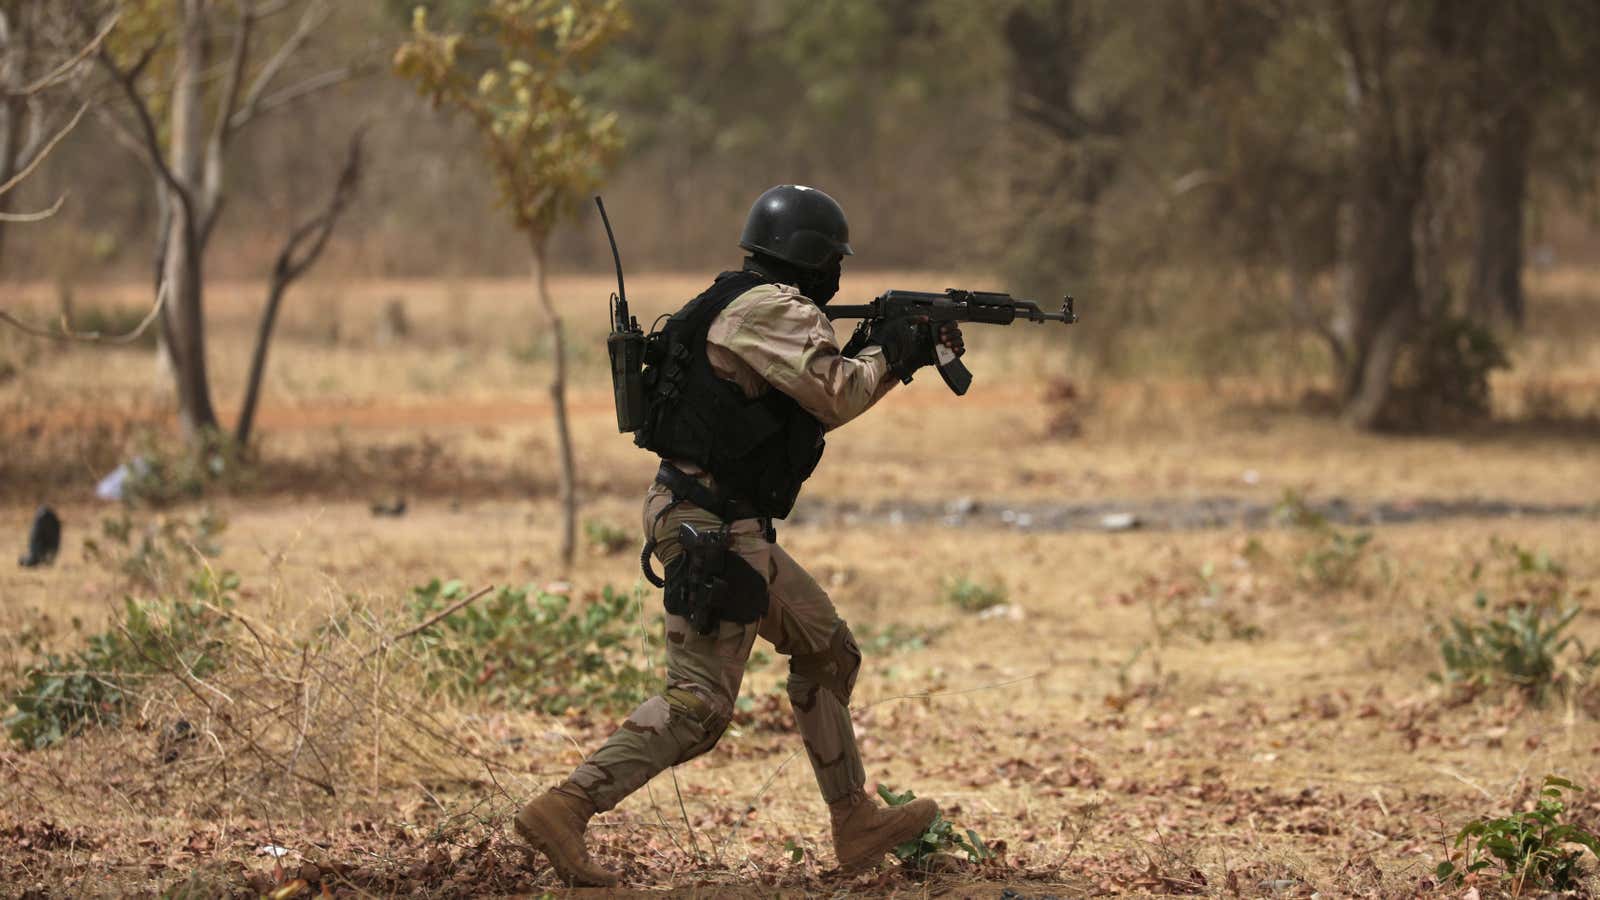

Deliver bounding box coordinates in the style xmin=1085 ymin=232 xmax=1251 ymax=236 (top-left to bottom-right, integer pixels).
xmin=663 ymin=686 xmax=730 ymax=763
xmin=788 ymin=622 xmax=861 ymax=707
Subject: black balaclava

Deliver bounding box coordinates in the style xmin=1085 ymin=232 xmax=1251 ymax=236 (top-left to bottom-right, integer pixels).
xmin=744 ymin=253 xmax=842 ymax=305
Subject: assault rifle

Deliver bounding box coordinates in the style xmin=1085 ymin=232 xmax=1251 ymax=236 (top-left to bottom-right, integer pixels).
xmin=825 ymin=289 xmax=1077 ymax=395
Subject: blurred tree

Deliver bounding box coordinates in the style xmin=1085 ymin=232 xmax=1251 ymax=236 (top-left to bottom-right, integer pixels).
xmin=1008 ymin=0 xmax=1529 ymax=428
xmin=1444 ymin=0 xmax=1600 ymax=328
xmin=0 ymin=1 xmax=105 ymax=267
xmin=395 ymin=0 xmax=628 ymax=568
xmin=83 ymin=0 xmax=362 ymax=446
xmin=999 ymin=0 xmax=1127 ymax=296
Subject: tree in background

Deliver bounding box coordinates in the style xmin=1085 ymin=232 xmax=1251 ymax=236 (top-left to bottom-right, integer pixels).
xmin=87 ymin=0 xmax=362 ymax=445
xmin=395 ymin=0 xmax=628 ymax=568
xmin=997 ymin=0 xmax=1600 ymax=429
xmin=0 ymin=2 xmax=107 ymax=267
xmin=999 ymin=0 xmax=1126 ymax=299
xmin=1447 ymin=1 xmax=1600 ymax=327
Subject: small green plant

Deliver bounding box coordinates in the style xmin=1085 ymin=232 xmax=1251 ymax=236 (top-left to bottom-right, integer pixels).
xmin=583 ymin=520 xmax=632 ymax=556
xmin=856 ymin=623 xmax=944 ymax=655
xmin=83 ymin=508 xmax=227 ymax=593
xmin=1477 ymin=538 xmax=1569 ymax=609
xmin=1436 ymin=776 xmax=1600 ymax=894
xmin=783 ymin=836 xmax=806 ymax=864
xmin=1434 ymin=594 xmax=1597 ymax=704
xmin=1301 ymin=527 xmax=1373 ymax=590
xmin=4 ymin=572 xmax=237 ymax=749
xmin=409 ymin=579 xmax=656 ymax=714
xmin=940 ymin=576 xmax=1007 ymax=613
xmin=877 ymin=784 xmax=994 ymax=868
xmin=1274 ymin=489 xmax=1373 ymax=590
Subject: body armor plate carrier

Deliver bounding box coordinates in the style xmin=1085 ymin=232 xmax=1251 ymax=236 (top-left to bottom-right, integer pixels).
xmin=635 ymin=271 xmax=825 ymax=519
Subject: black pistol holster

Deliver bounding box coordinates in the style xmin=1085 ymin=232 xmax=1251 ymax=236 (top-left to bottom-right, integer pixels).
xmin=663 ymin=523 xmax=769 ymax=635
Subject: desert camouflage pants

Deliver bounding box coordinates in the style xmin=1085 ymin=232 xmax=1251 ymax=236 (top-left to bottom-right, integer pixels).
xmin=566 ymin=484 xmax=866 ymax=809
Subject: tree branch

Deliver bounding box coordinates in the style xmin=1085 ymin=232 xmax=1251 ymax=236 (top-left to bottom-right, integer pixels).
xmin=96 ymin=43 xmax=200 ymax=250
xmin=201 ymin=0 xmax=257 ymax=235
xmin=234 ymin=128 xmax=363 ymax=445
xmin=0 ymin=100 xmax=85 ymax=196
xmin=229 ymin=0 xmax=331 ymax=133
xmin=0 ymin=192 xmax=65 ymax=221
xmin=9 ymin=10 xmax=120 ymax=97
xmin=279 ymin=127 xmax=363 ymax=282
xmin=0 ymin=275 xmax=169 ymax=344
xmin=230 ymin=65 xmax=356 ymax=132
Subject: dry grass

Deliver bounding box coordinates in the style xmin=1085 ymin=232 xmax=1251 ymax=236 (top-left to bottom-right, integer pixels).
xmin=1 ymin=269 xmax=1599 ymax=896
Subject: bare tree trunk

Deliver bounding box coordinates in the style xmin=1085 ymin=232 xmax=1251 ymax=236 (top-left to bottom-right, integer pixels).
xmin=1341 ymin=302 xmax=1414 ymax=429
xmin=531 ymin=237 xmax=577 ymax=568
xmin=161 ymin=0 xmax=219 ymax=443
xmin=1337 ymin=143 xmax=1425 ymax=430
xmin=235 ymin=274 xmax=287 ymax=451
xmin=0 ymin=1 xmax=31 ymax=269
xmin=1468 ymin=104 xmax=1531 ymax=328
xmin=237 ymin=132 xmax=363 ymax=448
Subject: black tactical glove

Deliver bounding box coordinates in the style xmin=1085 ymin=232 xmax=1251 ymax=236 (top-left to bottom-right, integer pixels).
xmin=871 ymin=317 xmax=939 ymax=380
xmin=870 ymin=319 xmax=968 ymax=380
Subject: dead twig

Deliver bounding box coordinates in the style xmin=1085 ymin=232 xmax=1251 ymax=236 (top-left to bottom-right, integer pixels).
xmin=360 ymin=585 xmax=494 ymax=661
xmin=0 ymin=101 xmax=87 ymax=197
xmin=0 ymin=233 xmax=168 ymax=343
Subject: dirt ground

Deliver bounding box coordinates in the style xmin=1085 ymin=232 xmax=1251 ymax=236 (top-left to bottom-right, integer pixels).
xmin=1 ymin=271 xmax=1599 ymax=897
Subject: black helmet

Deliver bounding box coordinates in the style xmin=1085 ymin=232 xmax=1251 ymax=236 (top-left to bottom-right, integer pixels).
xmin=738 ymin=185 xmax=853 ymax=270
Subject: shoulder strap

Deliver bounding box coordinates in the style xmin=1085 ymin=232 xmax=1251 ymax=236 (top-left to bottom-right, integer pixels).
xmin=680 ymin=271 xmax=763 ymax=326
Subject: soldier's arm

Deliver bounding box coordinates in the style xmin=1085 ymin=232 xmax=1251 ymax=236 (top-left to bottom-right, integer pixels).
xmin=709 ymin=283 xmax=896 ymax=430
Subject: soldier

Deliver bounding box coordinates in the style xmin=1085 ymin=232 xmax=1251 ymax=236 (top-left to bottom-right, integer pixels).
xmin=515 ymin=185 xmax=964 ymax=886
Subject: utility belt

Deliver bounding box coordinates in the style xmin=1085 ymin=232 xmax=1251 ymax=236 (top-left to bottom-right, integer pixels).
xmin=639 ymin=462 xmax=773 ymax=635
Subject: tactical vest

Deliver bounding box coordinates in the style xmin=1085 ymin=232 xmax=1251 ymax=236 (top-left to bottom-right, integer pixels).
xmin=634 ymin=271 xmax=825 ymax=519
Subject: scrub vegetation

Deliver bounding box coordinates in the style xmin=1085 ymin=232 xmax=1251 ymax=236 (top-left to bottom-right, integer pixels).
xmin=3 ymin=0 xmax=1600 ymax=896
xmin=2 ymin=272 xmax=1597 ymax=895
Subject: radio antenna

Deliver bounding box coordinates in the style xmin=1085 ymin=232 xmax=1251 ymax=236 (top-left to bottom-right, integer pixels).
xmin=595 ymin=195 xmax=628 ymax=327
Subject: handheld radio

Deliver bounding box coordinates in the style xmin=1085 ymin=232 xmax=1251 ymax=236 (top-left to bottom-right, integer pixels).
xmin=597 ymin=196 xmax=646 ymax=433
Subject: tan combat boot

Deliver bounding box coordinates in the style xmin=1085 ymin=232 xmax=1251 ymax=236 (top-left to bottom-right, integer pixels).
xmin=513 ymin=783 xmax=620 ymax=887
xmin=829 ymin=789 xmax=940 ymax=873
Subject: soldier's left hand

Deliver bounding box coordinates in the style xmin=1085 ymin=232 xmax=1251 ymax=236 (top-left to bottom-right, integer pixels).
xmin=938 ymin=322 xmax=965 ymax=357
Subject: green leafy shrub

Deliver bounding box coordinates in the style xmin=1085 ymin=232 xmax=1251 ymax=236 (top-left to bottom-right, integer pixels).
xmin=408 ymin=579 xmax=657 ymax=714
xmin=4 ymin=573 xmax=237 ymax=749
xmin=1436 ymin=776 xmax=1600 ymax=893
xmin=877 ymin=784 xmax=993 ymax=868
xmin=1301 ymin=528 xmax=1373 ymax=590
xmin=1434 ymin=595 xmax=1597 ymax=704
xmin=939 ymin=576 xmax=1007 ymax=613
xmin=1387 ymin=316 xmax=1510 ymax=429
xmin=583 ymin=520 xmax=632 ymax=556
